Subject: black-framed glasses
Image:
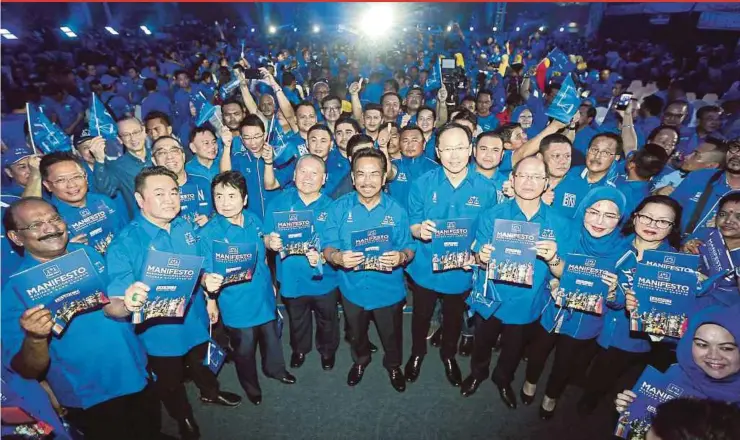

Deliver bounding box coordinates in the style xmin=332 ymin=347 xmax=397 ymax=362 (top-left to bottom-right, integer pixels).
xmin=635 ymin=213 xmax=673 ymax=229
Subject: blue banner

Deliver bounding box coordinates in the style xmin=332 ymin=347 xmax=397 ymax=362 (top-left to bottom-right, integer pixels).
xmin=545 ymin=75 xmax=581 ymax=124
xmin=88 ymin=93 xmax=118 ymax=140
xmin=489 ymin=219 xmax=540 ymax=286
xmin=351 ymin=226 xmax=393 ymax=272
xmin=546 ymin=48 xmax=575 ymax=76
xmin=267 ymin=115 xmax=298 ymax=167
xmin=136 ymin=250 xmax=204 ymax=324
xmin=191 ymin=91 xmax=218 ymax=128
xmin=557 ymin=253 xmax=610 ymax=315
xmin=273 ymin=210 xmax=315 ymax=259
xmin=431 ymin=218 xmax=474 ymax=272
xmin=10 ymin=249 xmax=108 ymax=336
xmin=203 ymin=339 xmax=227 ymax=375
xmin=212 ymin=241 xmax=257 ymax=286
xmin=26 ymin=104 xmax=72 ymax=154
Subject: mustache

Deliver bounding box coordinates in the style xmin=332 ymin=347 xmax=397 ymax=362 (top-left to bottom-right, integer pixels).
xmin=39 ymin=232 xmax=64 ymax=241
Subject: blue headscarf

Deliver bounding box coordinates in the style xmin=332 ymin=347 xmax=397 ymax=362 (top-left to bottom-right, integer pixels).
xmin=573 ymin=187 xmax=629 ymax=260
xmin=676 ymin=304 xmax=740 ymax=404
xmin=511 ymin=105 xmax=547 ymax=139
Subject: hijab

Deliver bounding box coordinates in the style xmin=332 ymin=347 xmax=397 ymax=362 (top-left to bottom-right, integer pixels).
xmin=573 ymin=187 xmax=629 ymax=260
xmin=676 ymin=304 xmax=740 ymax=403
xmin=511 ymin=104 xmax=547 ymax=139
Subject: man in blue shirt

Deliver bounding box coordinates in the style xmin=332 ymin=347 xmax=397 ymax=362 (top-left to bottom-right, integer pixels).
xmin=471 ymin=131 xmax=509 ymax=203
xmin=172 ymin=70 xmax=202 ymax=145
xmin=387 ymin=126 xmax=439 ymax=209
xmin=46 ymin=85 xmax=85 ymax=137
xmin=186 ymin=126 xmax=229 ymax=181
xmin=40 ymin=152 xmax=126 ymax=255
xmin=1 ymin=89 xmax=29 ymax=149
xmin=89 ymin=117 xmax=153 ymax=219
xmin=106 ymin=167 xmax=241 ymax=439
xmin=141 ymin=78 xmax=173 ymax=120
xmin=476 ymin=90 xmax=500 ymax=132
xmin=461 ymin=156 xmax=572 ymax=409
xmin=572 ymin=105 xmax=600 ymax=161
xmin=321 ymin=148 xmax=416 ymax=392
xmin=264 ymin=155 xmax=340 ymax=370
xmin=612 ymin=144 xmax=669 ymax=215
xmin=199 ymin=171 xmax=296 ymax=407
xmin=1 ymin=197 xmax=162 ymax=439
xmin=151 ymin=136 xmax=212 ymax=227
xmin=404 ymin=123 xmax=498 ymax=388
xmin=538 ymin=134 xmax=574 ymax=207
xmin=2 ymin=146 xmax=42 ymax=198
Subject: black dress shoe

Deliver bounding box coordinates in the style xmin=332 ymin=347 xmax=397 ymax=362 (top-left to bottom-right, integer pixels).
xmin=388 ymin=367 xmax=406 ymax=393
xmin=290 ymin=352 xmax=306 ymax=368
xmin=199 ymin=391 xmax=242 ymax=407
xmin=519 ymin=387 xmax=535 ymax=406
xmin=276 ymin=372 xmax=297 ymax=385
xmin=497 ymin=384 xmax=518 ymax=409
xmin=404 ymin=355 xmax=423 ymax=383
xmin=246 ymin=393 xmax=262 ymax=406
xmin=347 ymin=364 xmax=366 ymax=386
xmin=460 ymin=375 xmax=482 ymax=397
xmin=321 ymin=355 xmax=336 ymax=370
xmin=539 ymin=404 xmax=556 ymax=421
xmin=458 ymin=335 xmax=474 ymax=357
xmin=430 ymin=327 xmax=443 ymax=347
xmin=369 ymin=341 xmax=378 ymax=353
xmin=178 ymin=417 xmax=200 ymax=440
xmin=442 ymin=358 xmax=462 ymax=387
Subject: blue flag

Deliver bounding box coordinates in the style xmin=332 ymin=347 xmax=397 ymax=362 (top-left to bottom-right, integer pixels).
xmin=88 ymin=93 xmax=118 ymax=140
xmin=546 ymin=75 xmax=581 ymax=124
xmin=191 ymin=91 xmax=218 ymax=127
xmin=26 ymin=104 xmax=72 ymax=154
xmin=546 ymin=48 xmax=575 ymax=76
xmin=425 ymin=56 xmax=442 ymax=91
xmin=267 ymin=114 xmax=298 ymax=167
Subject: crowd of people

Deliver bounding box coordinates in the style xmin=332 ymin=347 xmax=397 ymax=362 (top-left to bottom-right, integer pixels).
xmin=1 ymin=16 xmax=740 ymax=440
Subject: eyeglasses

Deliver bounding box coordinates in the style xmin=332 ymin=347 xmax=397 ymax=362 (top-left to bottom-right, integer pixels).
xmin=153 ymin=148 xmax=183 ymax=159
xmin=49 ymin=174 xmax=86 ymax=186
xmin=635 ymin=213 xmax=674 ymax=229
xmin=588 ymin=148 xmax=616 ymax=158
xmin=119 ymin=129 xmax=144 ymax=140
xmin=438 ymin=145 xmax=469 ymax=154
xmin=585 ymin=208 xmax=620 ymax=222
xmin=16 ymin=215 xmax=65 ymax=232
xmin=323 ymin=106 xmax=341 ymax=112
xmin=240 ymin=135 xmax=264 ymax=142
xmin=514 ymin=174 xmax=547 ymax=182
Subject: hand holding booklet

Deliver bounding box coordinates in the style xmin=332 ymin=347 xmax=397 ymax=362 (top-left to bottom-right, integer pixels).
xmin=212 ymin=241 xmax=257 ymax=286
xmin=488 ymin=220 xmax=540 ymax=286
xmin=351 ymin=226 xmax=393 ymax=272
xmin=431 ymin=218 xmax=474 ymax=272
xmin=557 ymin=254 xmax=610 ymax=315
xmin=273 ymin=210 xmax=315 ymax=259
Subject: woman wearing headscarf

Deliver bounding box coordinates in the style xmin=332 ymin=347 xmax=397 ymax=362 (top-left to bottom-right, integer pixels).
xmin=577 ymin=195 xmax=684 ymax=414
xmin=511 ymin=104 xmax=547 ymax=140
xmin=521 ymin=187 xmax=628 ymax=420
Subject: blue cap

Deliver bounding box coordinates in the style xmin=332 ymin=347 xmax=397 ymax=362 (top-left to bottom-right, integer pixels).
xmin=2 ymin=145 xmax=33 ymax=168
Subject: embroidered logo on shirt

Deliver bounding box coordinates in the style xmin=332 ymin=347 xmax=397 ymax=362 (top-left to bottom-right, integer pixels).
xmin=465 ymin=196 xmax=480 ymax=207
xmin=563 ymin=193 xmax=577 ymax=208
xmin=346 ymin=211 xmax=353 ymax=223
xmin=540 ymin=229 xmax=556 ymax=240
xmin=432 ymin=192 xmax=437 ymax=203
xmin=184 ymin=232 xmax=197 ymax=245
xmin=397 ymin=172 xmax=407 ymax=182
xmin=381 ymin=215 xmax=396 ymax=226
xmin=317 ymin=211 xmax=328 ymax=222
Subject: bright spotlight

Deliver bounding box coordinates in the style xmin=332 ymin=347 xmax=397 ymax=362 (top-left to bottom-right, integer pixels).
xmin=492 ymin=26 xmax=497 ymax=32
xmin=293 ymin=27 xmax=298 ymax=32
xmin=539 ymin=26 xmax=545 ymax=32
xmin=140 ymin=25 xmax=152 ymax=35
xmin=2 ymin=29 xmax=18 ymax=40
xmin=360 ymin=4 xmax=394 ymax=37
xmin=313 ymin=25 xmax=320 ymax=33
xmin=516 ymin=26 xmax=521 ymax=32
xmin=269 ymin=26 xmax=277 ymax=34
xmin=469 ymin=26 xmax=474 ymax=32
xmin=60 ymin=26 xmax=72 ymax=33
xmin=427 ymin=26 xmax=431 ymax=31
xmin=0 ymin=29 xmax=9 ymax=35
xmin=105 ymin=26 xmax=119 ymax=35
xmin=559 ymin=27 xmax=565 ymax=32
xmin=446 ymin=25 xmax=452 ymax=32
xmin=569 ymin=22 xmax=577 ymax=28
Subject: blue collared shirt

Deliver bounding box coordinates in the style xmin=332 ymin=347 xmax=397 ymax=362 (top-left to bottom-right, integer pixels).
xmin=106 ymin=215 xmax=209 ymax=356
xmin=671 ymin=169 xmax=730 ymax=235
xmin=179 ymin=173 xmax=213 ymax=225
xmin=198 ymin=213 xmax=276 ymax=328
xmin=185 ymin=157 xmax=220 ymax=182
xmin=572 ymin=125 xmax=601 ymax=157
xmin=477 ymin=113 xmax=499 ymax=132
xmin=552 ymin=166 xmax=616 ymax=218
xmin=264 ymin=187 xmax=338 ymax=298
xmin=470 ymin=162 xmax=508 ymax=203
xmin=388 ymin=155 xmax=439 ymax=209
xmin=93 ymin=149 xmax=153 ymax=219
xmin=52 ymin=192 xmax=127 ymax=256
xmin=321 ymin=192 xmax=413 ymax=310
xmin=612 ymin=175 xmax=650 ymax=217
xmin=230 ymin=149 xmax=290 ymax=220
xmin=423 ymin=130 xmax=438 ymax=161
xmin=325 ymin=148 xmax=351 ymax=196
xmin=407 ymin=167 xmax=498 ymax=294
xmin=49 ymin=95 xmax=84 ymax=131
xmin=141 ymin=91 xmax=173 ymax=120
xmin=1 ymin=243 xmax=149 ymax=409
xmin=471 ymin=200 xmax=574 ymax=324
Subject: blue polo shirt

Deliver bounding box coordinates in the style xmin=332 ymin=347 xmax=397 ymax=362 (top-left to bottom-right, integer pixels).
xmin=1 ymin=194 xmax=23 ymax=287
xmin=470 ymin=162 xmax=508 ymax=203
xmin=185 ymin=157 xmax=220 ymax=182
xmin=230 ymin=150 xmax=290 ymax=220
xmin=93 ymin=149 xmax=153 ymax=219
xmin=423 ymin=130 xmax=438 ymax=161
xmin=321 ymin=192 xmax=413 ymax=310
xmin=552 ymin=166 xmax=616 ymax=218
xmin=179 ymin=173 xmax=213 ymax=225
xmin=325 ymin=148 xmax=351 ymax=196
xmin=471 ymin=200 xmax=574 ymax=324
xmin=388 ymin=156 xmax=439 ymax=209
xmin=1 ymin=113 xmax=27 ymax=149
xmin=48 ymin=95 xmax=84 ymax=132
xmin=264 ymin=187 xmax=338 ymax=298
xmin=106 ymin=215 xmax=209 ymax=357
xmin=100 ymin=91 xmax=130 ymax=121
xmin=1 ymin=243 xmax=149 ymax=409
xmin=572 ymin=125 xmax=600 ymax=157
xmin=52 ymin=192 xmax=127 ymax=256
xmin=478 ymin=113 xmax=499 ymax=132
xmin=141 ymin=91 xmax=173 ymax=120
xmin=198 ymin=213 xmax=276 ymax=329
xmin=671 ymin=169 xmax=731 ymax=236
xmin=406 ymin=167 xmax=498 ymax=294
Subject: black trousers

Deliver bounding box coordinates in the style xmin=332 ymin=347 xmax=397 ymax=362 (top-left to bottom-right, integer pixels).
xmin=580 ymin=346 xmax=647 ymax=403
xmin=343 ymin=296 xmax=404 ymax=370
xmin=147 ymin=342 xmax=220 ymax=422
xmin=227 ymin=320 xmax=287 ymax=397
xmin=282 ymin=290 xmax=340 ymax=358
xmin=469 ymin=314 xmax=534 ymax=386
xmin=409 ymin=279 xmax=468 ymax=360
xmin=65 ymin=384 xmax=161 ymax=440
xmin=524 ymin=325 xmax=597 ymax=399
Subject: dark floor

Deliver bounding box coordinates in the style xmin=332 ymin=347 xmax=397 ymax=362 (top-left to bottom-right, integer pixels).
xmin=164 ymin=315 xmax=624 ymax=440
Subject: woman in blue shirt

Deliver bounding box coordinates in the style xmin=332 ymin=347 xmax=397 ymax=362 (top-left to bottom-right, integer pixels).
xmin=523 ymin=187 xmax=627 ymax=420
xmin=577 ymin=195 xmax=684 ymax=414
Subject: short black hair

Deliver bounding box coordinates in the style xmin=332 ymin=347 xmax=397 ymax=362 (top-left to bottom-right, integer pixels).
xmin=495 ymin=123 xmax=523 ymax=143
xmin=647 ymin=125 xmax=680 ymax=144
xmin=589 ymin=132 xmax=624 ymax=157
xmin=151 ymin=135 xmax=183 ymax=152
xmin=436 ymin=123 xmax=472 ymax=149
xmin=143 ymin=78 xmax=158 ymax=92
xmin=461 ymin=95 xmax=476 ymax=105
xmin=630 ymin=144 xmax=669 ymax=180
xmin=144 ymin=111 xmax=171 ymax=127
xmin=476 ymin=89 xmax=493 ymax=101
xmin=475 ymin=131 xmax=504 ymax=148
xmin=718 ymin=191 xmax=740 ymax=215
xmin=239 ymin=114 xmax=265 ymax=133
xmin=282 ymin=71 xmax=296 ymax=87
xmin=335 ymin=116 xmax=361 ymax=134
xmin=364 ymin=103 xmax=383 ymax=114
xmin=539 ymin=133 xmax=573 ymax=154
xmin=451 ymin=109 xmax=478 ymax=127
xmin=212 ymin=170 xmax=247 ymax=200
xmin=173 ymin=70 xmax=189 ymax=79
xmin=398 ymin=125 xmax=424 ymax=140
xmin=221 ymin=97 xmax=246 ymax=112
xmin=295 ymin=101 xmax=316 ymax=115
xmin=697 ymin=105 xmax=723 ymax=120
xmin=417 ymin=106 xmax=436 ymax=122
xmin=347 ymin=134 xmax=375 ymax=158
xmin=189 ymin=126 xmax=216 ymax=145
xmin=380 ymin=92 xmax=402 ymax=106
xmin=321 ymin=94 xmax=342 ymax=108
xmin=641 ymin=95 xmax=664 ymax=117
xmin=621 ymin=195 xmax=682 ymax=249
xmin=40 ymin=152 xmax=84 ymax=181
xmin=3 ymin=197 xmax=58 ymax=233
xmin=134 ymin=166 xmax=179 ymax=195
xmin=351 ymin=147 xmax=388 ymax=175
xmin=651 ymin=398 xmax=740 ymax=440
xmin=307 ymin=124 xmax=333 ymax=139
xmin=383 ymin=79 xmax=400 ymax=93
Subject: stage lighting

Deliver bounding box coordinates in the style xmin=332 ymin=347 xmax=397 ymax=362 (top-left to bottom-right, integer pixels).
xmin=1 ymin=29 xmax=18 ymax=40
xmin=492 ymin=26 xmax=497 ymax=32
xmin=569 ymin=22 xmax=577 ymax=28
xmin=250 ymin=28 xmax=255 ymax=33
xmin=403 ymin=27 xmax=407 ymax=32
xmin=539 ymin=26 xmax=545 ymax=32
xmin=446 ymin=25 xmax=452 ymax=32
xmin=60 ymin=27 xmax=72 ymax=33
xmin=516 ymin=26 xmax=521 ymax=32
xmin=269 ymin=26 xmax=277 ymax=34
xmin=140 ymin=25 xmax=152 ymax=35
xmin=469 ymin=26 xmax=474 ymax=32
xmin=313 ymin=25 xmax=320 ymax=33
xmin=559 ymin=27 xmax=565 ymax=32
xmin=427 ymin=27 xmax=431 ymax=31
xmin=360 ymin=4 xmax=394 ymax=37
xmin=105 ymin=26 xmax=119 ymax=35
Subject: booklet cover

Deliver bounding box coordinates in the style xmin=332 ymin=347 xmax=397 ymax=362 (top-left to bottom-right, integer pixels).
xmin=614 ymin=366 xmax=688 ymax=439
xmin=10 ymin=249 xmax=109 ymax=336
xmin=488 ymin=220 xmax=540 ymax=286
xmin=431 ymin=218 xmax=475 ymax=272
xmin=203 ymin=339 xmax=227 ymax=375
xmin=212 ymin=241 xmax=257 ymax=286
xmin=557 ymin=253 xmax=610 ymax=315
xmin=699 ymin=228 xmax=736 ymax=278
xmin=136 ymin=250 xmax=204 ymax=324
xmin=273 ymin=210 xmax=314 ymax=259
xmin=351 ymin=226 xmax=393 ymax=272
xmin=631 ymin=250 xmax=699 ymax=339
xmin=0 ymin=378 xmax=55 ymax=437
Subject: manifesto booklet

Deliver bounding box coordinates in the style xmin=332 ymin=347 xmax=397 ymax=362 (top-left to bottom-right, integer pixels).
xmin=203 ymin=339 xmax=227 ymax=375
xmin=557 ymin=253 xmax=610 ymax=315
xmin=431 ymin=218 xmax=474 ymax=272
xmin=273 ymin=210 xmax=315 ymax=259
xmin=631 ymin=250 xmax=699 ymax=339
xmin=699 ymin=228 xmax=739 ymax=278
xmin=212 ymin=241 xmax=257 ymax=285
xmin=614 ymin=366 xmax=688 ymax=439
xmin=0 ymin=378 xmax=55 ymax=438
xmin=488 ymin=220 xmax=540 ymax=286
xmin=10 ymin=249 xmax=109 ymax=336
xmin=135 ymin=250 xmax=204 ymax=324
xmin=351 ymin=226 xmax=393 ymax=272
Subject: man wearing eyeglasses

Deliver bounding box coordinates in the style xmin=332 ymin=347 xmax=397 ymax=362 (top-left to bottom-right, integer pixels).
xmin=320 ymin=95 xmax=343 ymax=133
xmin=89 ymin=117 xmax=153 ymax=220
xmin=151 ymin=136 xmax=212 ymax=227
xmin=404 ymin=123 xmax=497 ymax=388
xmin=551 ymin=133 xmax=621 ymax=218
xmin=40 ymin=152 xmax=126 ymax=256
